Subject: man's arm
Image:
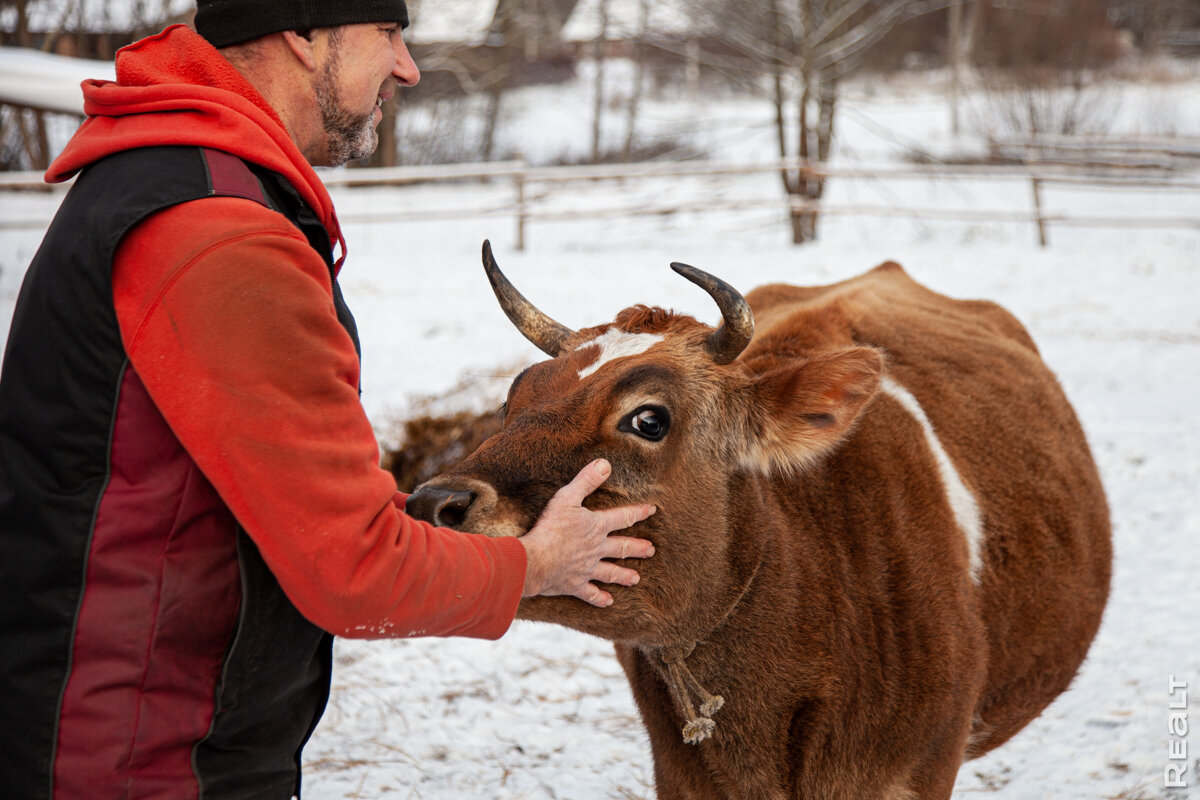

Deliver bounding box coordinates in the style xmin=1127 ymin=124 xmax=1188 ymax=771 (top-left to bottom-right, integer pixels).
xmin=113 ymin=199 xmax=526 ymax=639
xmin=113 ymin=199 xmax=653 ymax=638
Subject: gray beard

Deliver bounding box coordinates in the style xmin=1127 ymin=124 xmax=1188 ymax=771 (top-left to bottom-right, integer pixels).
xmin=314 ymin=60 xmax=379 ymax=167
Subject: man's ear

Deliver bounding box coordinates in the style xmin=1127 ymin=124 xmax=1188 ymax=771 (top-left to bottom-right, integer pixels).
xmin=281 ymin=29 xmax=320 ymax=71
xmin=739 ymin=346 xmax=884 ymax=475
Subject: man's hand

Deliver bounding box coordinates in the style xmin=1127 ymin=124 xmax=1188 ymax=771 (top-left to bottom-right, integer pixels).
xmin=519 ymin=459 xmax=656 ymax=608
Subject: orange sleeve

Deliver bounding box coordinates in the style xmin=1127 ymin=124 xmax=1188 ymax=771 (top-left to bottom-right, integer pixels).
xmin=112 ymin=197 xmax=525 ymax=640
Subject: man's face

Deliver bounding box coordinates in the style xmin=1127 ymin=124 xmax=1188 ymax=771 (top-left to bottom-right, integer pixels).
xmin=313 ymin=22 xmax=419 ymax=167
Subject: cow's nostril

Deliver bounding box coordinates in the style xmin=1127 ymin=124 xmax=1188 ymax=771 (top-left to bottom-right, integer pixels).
xmin=435 ymin=490 xmax=474 ymax=528
xmin=407 ymin=487 xmax=476 ymax=529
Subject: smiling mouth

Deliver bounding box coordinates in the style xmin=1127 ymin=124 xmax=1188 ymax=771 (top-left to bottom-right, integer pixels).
xmin=377 ymin=79 xmax=397 ymax=109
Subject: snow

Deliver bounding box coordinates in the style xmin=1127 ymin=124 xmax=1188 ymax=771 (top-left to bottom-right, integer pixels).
xmin=1 ymin=62 xmax=1198 ymax=800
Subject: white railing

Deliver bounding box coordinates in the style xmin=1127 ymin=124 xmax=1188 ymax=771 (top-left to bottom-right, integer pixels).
xmin=4 ymin=157 xmax=1199 ymax=247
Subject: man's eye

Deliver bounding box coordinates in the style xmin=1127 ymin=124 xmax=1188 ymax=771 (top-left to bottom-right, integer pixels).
xmin=622 ymin=406 xmax=670 ymax=441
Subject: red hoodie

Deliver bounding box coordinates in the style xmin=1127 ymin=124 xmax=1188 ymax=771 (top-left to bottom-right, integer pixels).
xmin=48 ymin=24 xmax=526 ymax=641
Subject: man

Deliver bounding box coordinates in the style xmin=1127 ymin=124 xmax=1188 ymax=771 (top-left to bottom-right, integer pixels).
xmin=0 ymin=1 xmax=655 ymax=797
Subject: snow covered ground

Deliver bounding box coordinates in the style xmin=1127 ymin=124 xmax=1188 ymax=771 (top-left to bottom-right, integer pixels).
xmin=1 ymin=63 xmax=1198 ymax=799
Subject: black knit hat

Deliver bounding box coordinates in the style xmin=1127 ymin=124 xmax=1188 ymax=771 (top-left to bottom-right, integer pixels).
xmin=195 ymin=0 xmax=410 ymax=48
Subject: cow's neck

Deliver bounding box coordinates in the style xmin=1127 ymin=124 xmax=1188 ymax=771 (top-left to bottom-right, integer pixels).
xmin=641 ymin=521 xmax=766 ymax=746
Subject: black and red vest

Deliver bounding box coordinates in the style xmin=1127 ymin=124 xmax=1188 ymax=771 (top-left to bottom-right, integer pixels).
xmin=0 ymin=146 xmax=358 ymax=799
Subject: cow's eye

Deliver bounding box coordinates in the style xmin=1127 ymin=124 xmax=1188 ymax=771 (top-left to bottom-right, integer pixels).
xmin=621 ymin=406 xmax=670 ymax=441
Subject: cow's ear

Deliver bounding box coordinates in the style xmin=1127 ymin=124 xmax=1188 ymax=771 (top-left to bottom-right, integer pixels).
xmin=740 ymin=346 xmax=884 ymax=475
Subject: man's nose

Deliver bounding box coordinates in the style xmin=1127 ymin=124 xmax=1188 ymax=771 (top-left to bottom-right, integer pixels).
xmin=393 ymin=38 xmax=420 ymax=86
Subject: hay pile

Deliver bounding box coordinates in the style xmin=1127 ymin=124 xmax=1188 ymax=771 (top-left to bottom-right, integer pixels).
xmin=382 ymin=407 xmax=504 ymax=492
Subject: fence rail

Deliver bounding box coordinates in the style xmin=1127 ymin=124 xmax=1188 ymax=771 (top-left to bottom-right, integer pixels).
xmin=3 ymin=158 xmax=1198 ymax=246
xmin=987 ymin=134 xmax=1200 ymax=171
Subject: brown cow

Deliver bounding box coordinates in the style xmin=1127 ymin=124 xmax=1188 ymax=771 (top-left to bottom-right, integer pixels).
xmin=408 ymin=241 xmax=1111 ymax=800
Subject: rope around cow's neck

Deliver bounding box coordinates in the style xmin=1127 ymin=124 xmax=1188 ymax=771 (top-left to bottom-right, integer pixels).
xmin=654 ymin=550 xmax=766 ymax=744
xmin=661 ymin=643 xmax=725 ymax=744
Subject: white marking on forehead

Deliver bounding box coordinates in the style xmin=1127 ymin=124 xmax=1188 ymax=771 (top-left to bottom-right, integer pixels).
xmin=576 ymin=328 xmax=665 ymax=380
xmin=880 ymin=376 xmax=985 ymax=584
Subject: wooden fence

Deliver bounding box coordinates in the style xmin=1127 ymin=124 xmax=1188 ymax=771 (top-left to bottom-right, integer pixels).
xmin=987 ymin=135 xmax=1200 ymax=171
xmin=3 ymin=157 xmax=1199 ymax=248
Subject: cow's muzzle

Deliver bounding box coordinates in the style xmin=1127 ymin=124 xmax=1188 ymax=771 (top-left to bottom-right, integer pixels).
xmin=407 ymin=487 xmax=476 ymax=529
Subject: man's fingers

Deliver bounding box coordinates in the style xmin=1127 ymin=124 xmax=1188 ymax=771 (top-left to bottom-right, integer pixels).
xmin=527 ymin=461 xmax=657 ymax=604
xmin=595 ymin=503 xmax=657 ymax=534
xmin=601 ymin=534 xmax=655 ymax=561
xmin=550 ymin=458 xmax=612 ymax=509
xmin=576 ymin=582 xmax=614 ymax=608
xmin=573 ymin=564 xmax=641 ymax=607
xmin=593 ymin=562 xmax=641 ymax=587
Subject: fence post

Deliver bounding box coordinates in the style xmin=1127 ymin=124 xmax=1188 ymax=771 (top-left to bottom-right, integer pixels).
xmin=1030 ymin=176 xmax=1047 ymax=247
xmin=515 ymin=168 xmax=527 ymax=252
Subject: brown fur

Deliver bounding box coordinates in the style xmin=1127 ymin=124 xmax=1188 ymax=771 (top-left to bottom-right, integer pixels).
xmin=409 ymin=262 xmax=1112 ymax=799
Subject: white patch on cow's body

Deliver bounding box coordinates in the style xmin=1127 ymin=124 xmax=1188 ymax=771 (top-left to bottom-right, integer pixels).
xmin=880 ymin=376 xmax=985 ymax=583
xmin=576 ymin=328 xmax=664 ymax=379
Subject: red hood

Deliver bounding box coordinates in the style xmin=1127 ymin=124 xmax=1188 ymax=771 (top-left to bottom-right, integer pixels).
xmin=48 ymin=24 xmax=346 ymax=269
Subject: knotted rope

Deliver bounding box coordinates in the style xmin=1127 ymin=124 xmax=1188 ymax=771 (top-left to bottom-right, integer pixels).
xmin=660 ymin=643 xmax=725 ymax=744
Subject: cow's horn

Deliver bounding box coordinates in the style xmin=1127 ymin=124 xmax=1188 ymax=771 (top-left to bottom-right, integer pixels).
xmin=670 ymin=262 xmax=754 ymax=365
xmin=481 ymin=240 xmax=575 ymax=357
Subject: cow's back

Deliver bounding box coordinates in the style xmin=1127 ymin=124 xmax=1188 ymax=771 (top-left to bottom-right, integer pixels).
xmin=745 ymin=262 xmax=1111 ymax=756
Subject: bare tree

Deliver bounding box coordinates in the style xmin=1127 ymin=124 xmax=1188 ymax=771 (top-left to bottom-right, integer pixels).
xmin=621 ymin=0 xmax=651 ymax=160
xmin=2 ymin=0 xmax=64 ymax=170
xmin=388 ymin=0 xmax=522 ymax=166
xmin=970 ymin=0 xmax=1127 ymax=145
xmin=694 ymin=0 xmax=947 ymax=243
xmin=490 ymin=0 xmax=581 ymax=61
xmin=589 ymin=0 xmax=608 ymax=162
xmin=946 ymin=0 xmax=985 ymax=135
xmin=1 ymin=0 xmax=196 ymax=170
xmin=475 ymin=0 xmax=580 ymax=163
xmin=1 ymin=0 xmax=34 ymax=47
